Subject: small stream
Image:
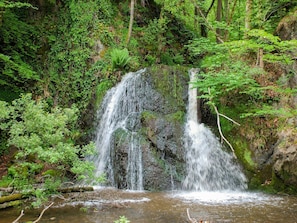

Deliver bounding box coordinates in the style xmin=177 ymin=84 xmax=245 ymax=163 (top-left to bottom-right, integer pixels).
xmin=1 ymin=188 xmax=297 ymax=223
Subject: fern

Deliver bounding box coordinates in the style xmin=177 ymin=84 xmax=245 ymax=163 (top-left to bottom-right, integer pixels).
xmin=110 ymin=48 xmax=131 ymax=71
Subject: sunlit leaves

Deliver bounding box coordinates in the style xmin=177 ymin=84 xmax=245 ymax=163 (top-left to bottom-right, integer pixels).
xmin=192 ymin=61 xmax=262 ymax=104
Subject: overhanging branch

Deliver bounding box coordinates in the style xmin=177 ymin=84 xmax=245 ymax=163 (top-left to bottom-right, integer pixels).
xmin=208 ymin=88 xmax=239 ymax=159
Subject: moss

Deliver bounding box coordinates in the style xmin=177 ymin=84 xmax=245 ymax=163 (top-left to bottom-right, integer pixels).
xmin=248 ymin=176 xmax=262 ymax=190
xmin=232 ymin=138 xmax=256 ymax=172
xmin=42 ymin=169 xmax=62 ymax=178
xmin=141 ymin=111 xmax=157 ymax=121
xmin=243 ymin=149 xmax=255 ymax=169
xmin=149 ymin=65 xmax=188 ymax=111
xmin=95 ymin=79 xmax=114 ymax=107
xmin=165 ymin=111 xmax=185 ymax=123
xmin=113 ymin=128 xmax=129 ymax=146
xmin=270 ymin=170 xmax=297 ymax=194
xmin=150 ymin=148 xmax=184 ymax=183
xmin=0 ymin=176 xmax=13 ymax=187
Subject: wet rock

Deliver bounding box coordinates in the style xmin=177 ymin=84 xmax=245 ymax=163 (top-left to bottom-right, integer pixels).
xmin=108 ymin=66 xmax=188 ymax=190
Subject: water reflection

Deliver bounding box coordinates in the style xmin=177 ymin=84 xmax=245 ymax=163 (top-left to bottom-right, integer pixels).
xmin=0 ymin=188 xmax=296 ymax=223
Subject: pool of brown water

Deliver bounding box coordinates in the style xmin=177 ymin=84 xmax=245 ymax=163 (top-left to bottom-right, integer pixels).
xmin=1 ymin=188 xmax=297 ymax=223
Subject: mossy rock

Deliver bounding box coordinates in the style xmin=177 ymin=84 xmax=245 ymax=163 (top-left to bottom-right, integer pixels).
xmin=147 ymin=65 xmax=189 ymax=112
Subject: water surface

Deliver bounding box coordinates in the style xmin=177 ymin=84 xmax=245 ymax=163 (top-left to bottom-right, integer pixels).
xmin=1 ymin=188 xmax=296 ymax=223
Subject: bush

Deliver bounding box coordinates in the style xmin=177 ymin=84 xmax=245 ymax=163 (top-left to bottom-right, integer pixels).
xmin=0 ymin=94 xmax=96 ymax=206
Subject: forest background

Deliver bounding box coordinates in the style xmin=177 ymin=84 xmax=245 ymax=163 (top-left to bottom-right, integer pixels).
xmin=0 ymin=0 xmax=297 ymax=206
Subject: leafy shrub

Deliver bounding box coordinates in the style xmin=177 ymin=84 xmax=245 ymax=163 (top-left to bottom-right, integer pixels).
xmin=0 ymin=94 xmax=96 ymax=206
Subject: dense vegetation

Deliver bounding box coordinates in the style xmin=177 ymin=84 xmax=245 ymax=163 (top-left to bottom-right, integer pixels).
xmin=0 ymin=0 xmax=297 ymax=205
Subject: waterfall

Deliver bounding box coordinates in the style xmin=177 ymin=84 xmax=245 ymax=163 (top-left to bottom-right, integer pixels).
xmin=91 ymin=69 xmax=147 ymax=190
xmin=182 ymin=69 xmax=247 ymax=191
xmin=91 ymin=67 xmax=247 ymax=191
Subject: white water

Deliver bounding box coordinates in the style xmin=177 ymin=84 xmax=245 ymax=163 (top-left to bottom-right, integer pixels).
xmin=182 ymin=69 xmax=247 ymax=191
xmin=91 ymin=69 xmax=147 ymax=190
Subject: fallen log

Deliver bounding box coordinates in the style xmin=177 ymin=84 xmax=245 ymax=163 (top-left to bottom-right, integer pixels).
xmin=0 ymin=186 xmax=93 ymax=209
xmin=0 ymin=200 xmax=22 ymax=209
xmin=57 ymin=186 xmax=94 ymax=193
xmin=0 ymin=193 xmax=22 ymax=204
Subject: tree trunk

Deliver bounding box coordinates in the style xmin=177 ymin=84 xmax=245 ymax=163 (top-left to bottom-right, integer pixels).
xmin=257 ymin=48 xmax=264 ymax=68
xmin=245 ymin=0 xmax=252 ymax=38
xmin=216 ymin=0 xmax=223 ymax=43
xmin=224 ymin=0 xmax=238 ymax=41
xmin=195 ymin=0 xmax=215 ymax=37
xmin=126 ymin=0 xmax=135 ymax=45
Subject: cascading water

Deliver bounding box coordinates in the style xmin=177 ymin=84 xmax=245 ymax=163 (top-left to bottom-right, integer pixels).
xmin=91 ymin=69 xmax=147 ymax=190
xmin=182 ymin=69 xmax=247 ymax=191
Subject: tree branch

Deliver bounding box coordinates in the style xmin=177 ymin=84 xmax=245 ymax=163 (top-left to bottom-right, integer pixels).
xmin=12 ymin=210 xmax=24 ymax=223
xmin=191 ymin=0 xmax=224 ymax=43
xmin=219 ymin=113 xmax=240 ymax=126
xmin=32 ymin=202 xmax=54 ymax=223
xmin=186 ymin=208 xmax=198 ymax=223
xmin=206 ymin=0 xmax=215 ymax=17
xmin=208 ymin=88 xmax=238 ymax=159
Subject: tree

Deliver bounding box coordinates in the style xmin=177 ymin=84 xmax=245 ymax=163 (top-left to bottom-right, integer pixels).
xmin=126 ymin=0 xmax=135 ymax=45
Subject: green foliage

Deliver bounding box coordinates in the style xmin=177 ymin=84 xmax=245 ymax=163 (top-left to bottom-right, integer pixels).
xmin=45 ymin=0 xmax=105 ymax=110
xmin=140 ymin=17 xmax=168 ymax=55
xmin=191 ymin=60 xmax=263 ymax=106
xmin=96 ymin=0 xmax=116 ymax=21
xmin=96 ymin=79 xmax=114 ymax=106
xmin=0 ymin=1 xmax=36 ymax=9
xmin=155 ymin=0 xmax=195 ymax=31
xmin=251 ymin=0 xmax=294 ymax=32
xmin=110 ymin=48 xmax=131 ymax=71
xmin=0 ymin=94 xmax=95 ymax=205
xmin=114 ymin=216 xmax=130 ymax=223
xmin=0 ymin=9 xmax=40 ymax=91
xmin=165 ymin=111 xmax=185 ymax=123
xmin=188 ymin=35 xmax=297 ymax=118
xmin=226 ymin=29 xmax=297 ymax=64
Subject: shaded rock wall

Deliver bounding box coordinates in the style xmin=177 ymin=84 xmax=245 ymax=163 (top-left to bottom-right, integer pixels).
xmin=272 ymin=10 xmax=297 ymax=192
xmin=237 ymin=11 xmax=297 ymax=192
